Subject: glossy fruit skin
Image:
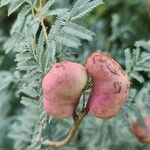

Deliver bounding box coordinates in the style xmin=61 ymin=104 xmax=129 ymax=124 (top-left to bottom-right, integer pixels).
xmin=42 ymin=61 xmax=87 ymax=119
xmin=86 ymin=52 xmax=130 ymax=119
xmin=131 ymin=117 xmax=150 ymax=143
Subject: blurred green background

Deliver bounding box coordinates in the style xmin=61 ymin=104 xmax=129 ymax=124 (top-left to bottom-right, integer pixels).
xmin=0 ymin=0 xmax=150 ymax=150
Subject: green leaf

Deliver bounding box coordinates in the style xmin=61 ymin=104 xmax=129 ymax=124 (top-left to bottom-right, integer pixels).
xmin=21 ymin=97 xmax=38 ymax=109
xmin=57 ymin=32 xmax=81 ymax=48
xmin=124 ymin=48 xmax=132 ymax=72
xmin=133 ymin=48 xmax=140 ymax=62
xmin=46 ymin=8 xmax=68 ymax=17
xmin=134 ymin=66 xmax=150 ymax=72
xmin=43 ymin=0 xmax=55 ymax=13
xmin=4 ymin=33 xmax=24 ymax=54
xmin=8 ymin=0 xmax=25 ymax=16
xmin=63 ymin=22 xmax=95 ymax=41
xmin=0 ymin=71 xmax=13 ymax=91
xmin=130 ymin=72 xmax=145 ymax=83
xmin=71 ymin=0 xmax=103 ymax=20
xmin=51 ymin=41 xmax=56 ymax=61
xmin=20 ymin=86 xmax=38 ymax=98
xmin=11 ymin=5 xmax=31 ymax=34
xmin=71 ymin=0 xmax=90 ymax=16
xmin=0 ymin=0 xmax=10 ymax=7
xmin=138 ymin=55 xmax=150 ymax=64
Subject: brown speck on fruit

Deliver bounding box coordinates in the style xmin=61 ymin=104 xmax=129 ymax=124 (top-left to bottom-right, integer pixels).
xmin=126 ymin=84 xmax=130 ymax=89
xmin=101 ymin=110 xmax=106 ymax=115
xmin=114 ymin=81 xmax=121 ymax=94
xmin=106 ymin=64 xmax=118 ymax=76
xmin=55 ymin=64 xmax=65 ymax=69
xmin=93 ymin=55 xmax=106 ymax=65
xmin=98 ymin=58 xmax=106 ymax=63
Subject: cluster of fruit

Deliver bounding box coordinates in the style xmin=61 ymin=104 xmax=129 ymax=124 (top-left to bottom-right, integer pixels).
xmin=42 ymin=52 xmax=150 ymax=144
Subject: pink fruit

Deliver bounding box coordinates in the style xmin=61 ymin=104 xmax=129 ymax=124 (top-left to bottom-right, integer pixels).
xmin=86 ymin=52 xmax=130 ymax=119
xmin=131 ymin=117 xmax=150 ymax=143
xmin=42 ymin=61 xmax=87 ymax=119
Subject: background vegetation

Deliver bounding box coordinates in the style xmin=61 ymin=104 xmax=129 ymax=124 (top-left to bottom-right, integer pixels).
xmin=0 ymin=0 xmax=150 ymax=150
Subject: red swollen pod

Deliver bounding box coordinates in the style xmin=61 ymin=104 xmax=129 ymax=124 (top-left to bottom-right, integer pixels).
xmin=131 ymin=116 xmax=150 ymax=143
xmin=86 ymin=52 xmax=130 ymax=119
xmin=42 ymin=61 xmax=87 ymax=119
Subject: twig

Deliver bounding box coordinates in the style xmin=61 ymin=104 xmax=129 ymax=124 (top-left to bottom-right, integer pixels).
xmin=25 ymin=0 xmax=38 ymax=12
xmin=39 ymin=0 xmax=48 ymax=45
xmin=82 ymin=93 xmax=86 ymax=110
xmin=73 ymin=111 xmax=79 ymax=121
xmin=27 ymin=112 xmax=47 ymax=150
xmin=37 ymin=114 xmax=47 ymax=142
xmin=42 ymin=109 xmax=88 ymax=148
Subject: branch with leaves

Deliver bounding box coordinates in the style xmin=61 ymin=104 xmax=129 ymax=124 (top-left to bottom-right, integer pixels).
xmin=0 ymin=0 xmax=104 ymax=149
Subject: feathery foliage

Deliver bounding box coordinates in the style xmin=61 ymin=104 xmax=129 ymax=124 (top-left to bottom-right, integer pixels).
xmin=124 ymin=41 xmax=150 ymax=83
xmin=0 ymin=0 xmax=104 ymax=149
xmin=0 ymin=0 xmax=150 ymax=150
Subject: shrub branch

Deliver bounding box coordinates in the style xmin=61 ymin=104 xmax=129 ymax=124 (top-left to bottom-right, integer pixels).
xmin=42 ymin=108 xmax=88 ymax=148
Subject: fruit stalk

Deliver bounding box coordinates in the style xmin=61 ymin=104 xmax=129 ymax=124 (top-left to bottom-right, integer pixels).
xmin=42 ymin=109 xmax=88 ymax=148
